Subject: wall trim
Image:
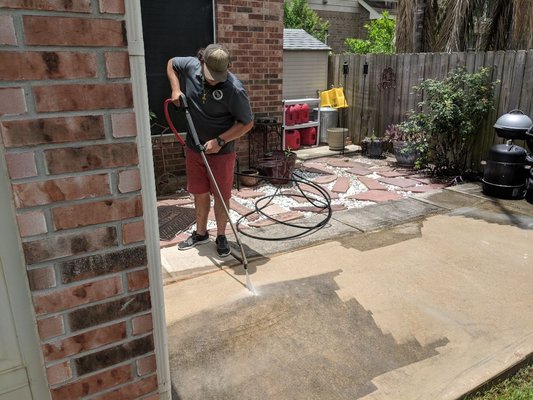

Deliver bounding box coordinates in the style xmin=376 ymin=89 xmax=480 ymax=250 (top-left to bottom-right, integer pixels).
xmin=124 ymin=1 xmax=171 ymax=399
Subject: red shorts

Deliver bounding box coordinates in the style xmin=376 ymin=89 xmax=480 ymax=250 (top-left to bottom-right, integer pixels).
xmin=185 ymin=147 xmax=236 ymax=200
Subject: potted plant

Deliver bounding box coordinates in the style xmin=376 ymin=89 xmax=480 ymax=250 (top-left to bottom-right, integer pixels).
xmin=256 ymin=148 xmax=297 ymax=185
xmin=385 ymin=118 xmax=428 ymax=168
xmin=362 ymin=132 xmax=385 ymax=158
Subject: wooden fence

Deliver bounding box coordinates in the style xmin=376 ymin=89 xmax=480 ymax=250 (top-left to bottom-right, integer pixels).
xmin=328 ymin=50 xmax=533 ymax=169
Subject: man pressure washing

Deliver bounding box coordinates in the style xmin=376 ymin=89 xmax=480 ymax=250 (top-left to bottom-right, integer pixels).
xmin=167 ymin=43 xmax=254 ymax=257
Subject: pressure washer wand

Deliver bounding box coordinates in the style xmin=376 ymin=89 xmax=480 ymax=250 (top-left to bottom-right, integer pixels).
xmin=175 ymin=95 xmax=255 ymax=295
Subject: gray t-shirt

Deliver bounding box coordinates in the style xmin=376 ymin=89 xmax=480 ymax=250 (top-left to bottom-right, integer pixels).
xmin=171 ymin=56 xmax=253 ymax=154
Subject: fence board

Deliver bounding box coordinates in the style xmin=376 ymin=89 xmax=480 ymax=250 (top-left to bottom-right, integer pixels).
xmin=329 ymin=50 xmax=533 ymax=170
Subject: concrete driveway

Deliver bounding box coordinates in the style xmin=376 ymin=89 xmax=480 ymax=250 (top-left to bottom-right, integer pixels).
xmin=163 ymin=183 xmax=533 ymax=399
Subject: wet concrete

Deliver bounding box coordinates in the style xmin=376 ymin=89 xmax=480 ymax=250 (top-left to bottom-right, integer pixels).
xmin=164 ymin=183 xmax=533 ymax=399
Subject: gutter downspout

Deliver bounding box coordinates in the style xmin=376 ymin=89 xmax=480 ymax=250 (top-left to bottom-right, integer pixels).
xmin=124 ymin=1 xmax=171 ymax=399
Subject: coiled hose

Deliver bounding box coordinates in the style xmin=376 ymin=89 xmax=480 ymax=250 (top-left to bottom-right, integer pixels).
xmin=235 ymin=169 xmax=333 ymax=241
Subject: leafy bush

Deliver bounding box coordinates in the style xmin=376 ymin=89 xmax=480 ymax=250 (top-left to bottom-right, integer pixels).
xmin=412 ymin=67 xmax=497 ymax=176
xmin=345 ymin=12 xmax=395 ymax=54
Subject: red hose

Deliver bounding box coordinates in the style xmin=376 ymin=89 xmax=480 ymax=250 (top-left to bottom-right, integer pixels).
xmin=163 ymin=98 xmax=186 ymax=146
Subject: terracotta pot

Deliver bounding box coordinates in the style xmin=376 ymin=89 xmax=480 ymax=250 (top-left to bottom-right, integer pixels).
xmin=240 ymin=169 xmax=260 ymax=187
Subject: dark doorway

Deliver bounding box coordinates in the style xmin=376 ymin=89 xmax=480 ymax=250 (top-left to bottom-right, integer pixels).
xmin=140 ymin=0 xmax=214 ymax=133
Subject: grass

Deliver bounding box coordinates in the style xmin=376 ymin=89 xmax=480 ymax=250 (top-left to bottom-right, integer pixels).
xmin=463 ymin=364 xmax=533 ymax=400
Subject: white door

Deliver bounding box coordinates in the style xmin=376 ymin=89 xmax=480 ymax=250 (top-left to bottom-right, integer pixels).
xmin=0 ymin=147 xmax=50 ymax=399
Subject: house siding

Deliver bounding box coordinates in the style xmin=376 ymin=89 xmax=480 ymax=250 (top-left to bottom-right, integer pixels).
xmin=283 ymin=51 xmax=329 ymax=99
xmin=0 ymin=0 xmax=284 ymax=398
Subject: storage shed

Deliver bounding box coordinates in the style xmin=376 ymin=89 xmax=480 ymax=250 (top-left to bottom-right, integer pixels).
xmin=283 ymin=29 xmax=331 ymax=100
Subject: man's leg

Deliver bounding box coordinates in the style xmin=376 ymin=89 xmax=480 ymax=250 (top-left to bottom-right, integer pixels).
xmin=194 ymin=192 xmax=211 ymax=235
xmin=213 ymin=195 xmax=229 ymax=236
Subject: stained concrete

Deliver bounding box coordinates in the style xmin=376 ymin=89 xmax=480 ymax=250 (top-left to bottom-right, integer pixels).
xmin=164 ymin=183 xmax=533 ymax=399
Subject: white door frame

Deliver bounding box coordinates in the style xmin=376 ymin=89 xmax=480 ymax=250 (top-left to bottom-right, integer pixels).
xmin=124 ymin=2 xmax=172 ymax=399
xmin=0 ymin=146 xmax=50 ymax=398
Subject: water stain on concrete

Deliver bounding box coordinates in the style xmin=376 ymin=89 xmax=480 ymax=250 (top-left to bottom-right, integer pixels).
xmin=168 ymin=271 xmax=448 ymax=400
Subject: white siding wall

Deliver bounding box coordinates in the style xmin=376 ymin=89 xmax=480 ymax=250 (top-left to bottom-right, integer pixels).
xmin=283 ymin=51 xmax=329 ymax=99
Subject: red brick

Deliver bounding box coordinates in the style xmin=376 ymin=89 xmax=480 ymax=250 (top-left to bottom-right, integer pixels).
xmin=46 ymin=360 xmax=72 ymax=386
xmin=5 ymin=151 xmax=37 ymax=179
xmin=131 ymin=313 xmax=153 ymax=336
xmin=44 ymin=143 xmax=138 ymax=174
xmin=22 ymin=226 xmax=117 ymax=265
xmin=59 ymin=246 xmax=147 ymax=284
xmin=127 ymin=269 xmax=149 ymax=292
xmin=136 ymin=354 xmax=156 ymax=376
xmin=99 ymin=0 xmax=125 ymax=14
xmin=105 ymin=51 xmax=130 ymax=78
xmin=0 ymin=87 xmax=26 ymax=116
xmin=50 ymin=364 xmax=131 ymax=400
xmin=68 ymin=291 xmax=151 ymax=332
xmin=118 ymin=168 xmax=141 ymax=193
xmin=16 ymin=210 xmax=47 ymax=237
xmin=91 ymin=374 xmax=157 ymax=400
xmin=52 ymin=195 xmax=143 ymax=230
xmin=37 ymin=315 xmax=65 ymax=340
xmin=111 ymin=112 xmax=137 ymax=137
xmin=43 ymin=322 xmax=127 ymax=362
xmin=122 ymin=220 xmax=145 ymax=244
xmin=33 ymin=275 xmax=123 ymax=315
xmin=0 ymin=15 xmax=17 ymax=45
xmin=1 ymin=115 xmax=104 ymax=148
xmin=27 ymin=266 xmax=56 ymax=291
xmin=34 ymin=83 xmax=132 ymax=112
xmin=2 ymin=0 xmax=91 ymax=12
xmin=0 ymin=51 xmax=97 ymax=81
xmin=12 ymin=174 xmax=111 ymax=208
xmin=75 ymin=335 xmax=153 ymax=375
xmin=23 ymin=15 xmax=125 ymax=46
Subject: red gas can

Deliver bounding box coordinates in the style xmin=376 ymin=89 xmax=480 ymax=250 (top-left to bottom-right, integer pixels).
xmin=300 ymin=127 xmax=317 ymax=145
xmin=299 ymin=103 xmax=310 ymax=123
xmin=285 ymin=105 xmax=296 ymax=126
xmin=292 ymin=104 xmax=303 ymax=124
xmin=285 ymin=129 xmax=301 ymax=150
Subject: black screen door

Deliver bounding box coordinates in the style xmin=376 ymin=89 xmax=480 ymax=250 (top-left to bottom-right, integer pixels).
xmin=140 ymin=0 xmax=214 ymax=133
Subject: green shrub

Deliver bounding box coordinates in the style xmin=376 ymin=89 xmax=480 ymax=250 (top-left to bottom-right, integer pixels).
xmin=345 ymin=12 xmax=395 ymax=54
xmin=412 ymin=67 xmax=498 ymax=176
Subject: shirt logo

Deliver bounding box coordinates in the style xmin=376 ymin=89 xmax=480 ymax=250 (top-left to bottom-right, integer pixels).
xmin=213 ymin=89 xmax=223 ymax=101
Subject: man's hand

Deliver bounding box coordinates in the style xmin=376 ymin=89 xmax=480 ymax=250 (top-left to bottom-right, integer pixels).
xmin=170 ymin=90 xmax=183 ymax=107
xmin=204 ymin=138 xmax=222 ymax=154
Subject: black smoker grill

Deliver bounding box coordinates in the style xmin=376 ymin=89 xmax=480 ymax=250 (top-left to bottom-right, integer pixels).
xmin=482 ymin=110 xmax=533 ymax=199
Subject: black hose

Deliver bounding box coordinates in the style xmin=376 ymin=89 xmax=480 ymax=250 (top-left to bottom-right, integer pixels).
xmin=234 ymin=169 xmax=333 ymax=241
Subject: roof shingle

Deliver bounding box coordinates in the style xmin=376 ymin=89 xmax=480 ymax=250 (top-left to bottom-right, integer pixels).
xmin=283 ymin=29 xmax=331 ymax=51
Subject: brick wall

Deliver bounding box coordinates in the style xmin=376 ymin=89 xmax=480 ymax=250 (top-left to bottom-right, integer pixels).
xmin=316 ymin=9 xmax=369 ymax=53
xmin=153 ymin=0 xmax=285 ymax=180
xmin=0 ymin=1 xmax=158 ymax=399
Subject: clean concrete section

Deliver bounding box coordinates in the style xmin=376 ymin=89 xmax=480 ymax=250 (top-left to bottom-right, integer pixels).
xmin=163 ymin=183 xmax=533 ymax=399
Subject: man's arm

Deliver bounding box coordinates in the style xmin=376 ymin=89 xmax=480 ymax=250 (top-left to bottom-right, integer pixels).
xmin=166 ymin=58 xmax=182 ymax=106
xmin=204 ymin=120 xmax=254 ymax=154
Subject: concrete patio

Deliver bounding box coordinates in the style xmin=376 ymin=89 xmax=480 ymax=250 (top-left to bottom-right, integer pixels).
xmin=161 ymin=172 xmax=533 ymax=399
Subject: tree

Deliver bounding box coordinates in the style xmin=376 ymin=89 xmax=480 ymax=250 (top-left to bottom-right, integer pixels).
xmin=396 ymin=0 xmax=533 ymax=52
xmin=283 ymin=0 xmax=329 ymax=43
xmin=345 ymin=11 xmax=396 ymax=54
